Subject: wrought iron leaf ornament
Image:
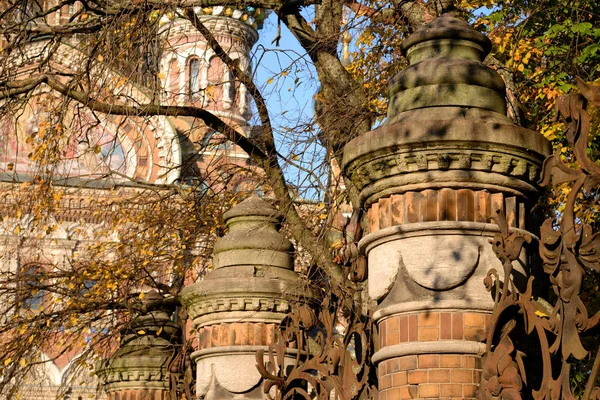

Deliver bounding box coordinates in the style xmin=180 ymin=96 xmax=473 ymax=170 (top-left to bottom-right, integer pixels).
xmin=256 ymin=294 xmax=376 ymax=400
xmin=479 ymin=79 xmax=600 ymax=400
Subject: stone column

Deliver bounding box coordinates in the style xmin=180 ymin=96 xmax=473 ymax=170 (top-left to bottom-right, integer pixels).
xmin=342 ymin=15 xmax=551 ymax=400
xmin=181 ymin=196 xmax=305 ymax=399
xmin=96 ymin=291 xmax=182 ymax=400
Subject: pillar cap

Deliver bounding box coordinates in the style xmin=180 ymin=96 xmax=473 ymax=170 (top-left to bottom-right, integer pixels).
xmin=223 ymin=195 xmax=283 ymax=222
xmin=400 ymin=13 xmax=491 ymax=57
xmin=96 ymin=291 xmax=181 ymax=393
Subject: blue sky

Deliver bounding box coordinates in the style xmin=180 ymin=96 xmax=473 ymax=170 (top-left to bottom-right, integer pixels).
xmin=251 ymin=12 xmax=327 ymax=201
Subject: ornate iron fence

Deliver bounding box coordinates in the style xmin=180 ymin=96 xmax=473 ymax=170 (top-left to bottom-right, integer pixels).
xmin=479 ymin=79 xmax=600 ymax=400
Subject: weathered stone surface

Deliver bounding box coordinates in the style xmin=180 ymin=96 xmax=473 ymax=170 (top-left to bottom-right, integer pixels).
xmin=400 ymin=14 xmax=491 ymax=61
xmin=181 ymin=196 xmax=312 ymax=399
xmin=96 ymin=291 xmax=181 ymax=395
xmin=343 ymin=13 xmax=550 ymax=207
xmin=212 ymin=195 xmax=294 ymax=270
xmin=343 ymin=117 xmax=550 ymax=206
xmin=360 ymin=221 xmax=530 ymax=303
xmin=342 ymin=14 xmax=551 ymax=399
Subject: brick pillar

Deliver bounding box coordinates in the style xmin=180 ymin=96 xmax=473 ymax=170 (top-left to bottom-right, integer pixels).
xmin=181 ymin=196 xmax=309 ymax=399
xmin=342 ymin=14 xmax=551 ymax=400
xmin=96 ymin=291 xmax=181 ymax=400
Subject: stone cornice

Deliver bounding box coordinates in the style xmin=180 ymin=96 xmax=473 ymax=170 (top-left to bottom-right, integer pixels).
xmin=182 ymin=288 xmax=293 ymax=322
xmin=194 ymin=310 xmax=290 ymax=327
xmin=103 ymin=380 xmax=169 ymax=392
xmin=358 ymin=221 xmax=536 ymax=254
xmin=372 ymin=340 xmax=487 ymax=363
xmin=99 ymin=362 xmax=170 ymax=386
xmin=373 ymin=301 xmax=496 ymax=320
xmin=343 ymin=121 xmax=551 ymax=204
xmin=191 ymin=345 xmax=302 ymax=361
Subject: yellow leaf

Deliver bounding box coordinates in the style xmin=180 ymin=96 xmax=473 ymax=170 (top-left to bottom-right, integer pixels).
xmin=13 ymin=225 xmax=20 ymax=234
xmin=139 ymin=292 xmax=145 ymax=300
xmin=281 ymin=71 xmax=288 ymax=77
xmin=137 ymin=330 xmax=146 ymax=335
xmin=517 ymin=64 xmax=525 ymax=72
xmin=20 ymin=359 xmax=26 ymax=367
xmin=156 ymin=327 xmax=163 ymax=336
xmin=266 ymin=78 xmax=274 ymax=84
xmin=4 ymin=358 xmax=11 ymax=366
xmin=97 ymin=55 xmax=104 ymax=62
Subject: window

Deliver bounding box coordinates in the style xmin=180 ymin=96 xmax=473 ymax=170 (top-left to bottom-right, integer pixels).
xmin=225 ymin=68 xmax=236 ymax=104
xmin=19 ymin=264 xmax=46 ymax=312
xmin=168 ymin=59 xmax=180 ymax=98
xmin=188 ymin=58 xmax=200 ymax=100
xmin=207 ymin=56 xmax=224 ymax=104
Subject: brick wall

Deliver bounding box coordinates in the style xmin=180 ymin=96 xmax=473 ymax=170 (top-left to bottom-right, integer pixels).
xmin=367 ymin=189 xmax=526 ymax=234
xmin=379 ymin=312 xmax=491 ymax=346
xmin=197 ymin=322 xmax=277 ymax=349
xmin=378 ymin=354 xmax=482 ymax=400
xmin=376 ymin=312 xmax=491 ymax=399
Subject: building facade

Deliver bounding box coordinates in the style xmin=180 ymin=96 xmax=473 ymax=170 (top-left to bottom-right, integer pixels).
xmin=0 ymin=3 xmax=266 ymax=398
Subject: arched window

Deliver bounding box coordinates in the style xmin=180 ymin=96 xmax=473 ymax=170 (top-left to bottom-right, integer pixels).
xmin=19 ymin=264 xmax=46 ymax=312
xmin=188 ymin=58 xmax=200 ymax=100
xmin=207 ymin=56 xmax=224 ymax=105
xmin=168 ymin=59 xmax=180 ymax=99
xmin=224 ymin=67 xmax=236 ymax=105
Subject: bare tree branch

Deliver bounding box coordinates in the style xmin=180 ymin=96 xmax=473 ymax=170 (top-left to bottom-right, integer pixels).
xmin=184 ymin=8 xmax=346 ymax=288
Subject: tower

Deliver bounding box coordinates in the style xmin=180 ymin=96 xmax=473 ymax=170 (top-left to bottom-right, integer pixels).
xmin=159 ymin=8 xmax=263 ymax=125
xmin=158 ymin=8 xmax=266 ymax=187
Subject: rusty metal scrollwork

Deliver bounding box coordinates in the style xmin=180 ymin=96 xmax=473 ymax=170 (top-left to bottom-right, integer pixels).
xmin=479 ymin=79 xmax=600 ymax=400
xmin=255 ymin=296 xmax=376 ymax=400
xmin=255 ymin=207 xmax=375 ymax=399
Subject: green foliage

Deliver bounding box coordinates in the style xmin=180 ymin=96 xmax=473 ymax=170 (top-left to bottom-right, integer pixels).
xmin=478 ymin=0 xmax=600 ymax=133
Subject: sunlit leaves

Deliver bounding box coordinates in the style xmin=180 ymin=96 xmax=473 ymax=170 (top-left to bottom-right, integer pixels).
xmin=476 ymin=0 xmax=600 ymax=132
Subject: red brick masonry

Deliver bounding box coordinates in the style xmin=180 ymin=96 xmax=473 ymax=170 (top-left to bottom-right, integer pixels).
xmin=379 ymin=312 xmax=492 ymax=346
xmin=377 ymin=312 xmax=491 ymax=400
xmin=198 ymin=322 xmax=278 ymax=349
xmin=367 ymin=189 xmax=525 ymax=234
